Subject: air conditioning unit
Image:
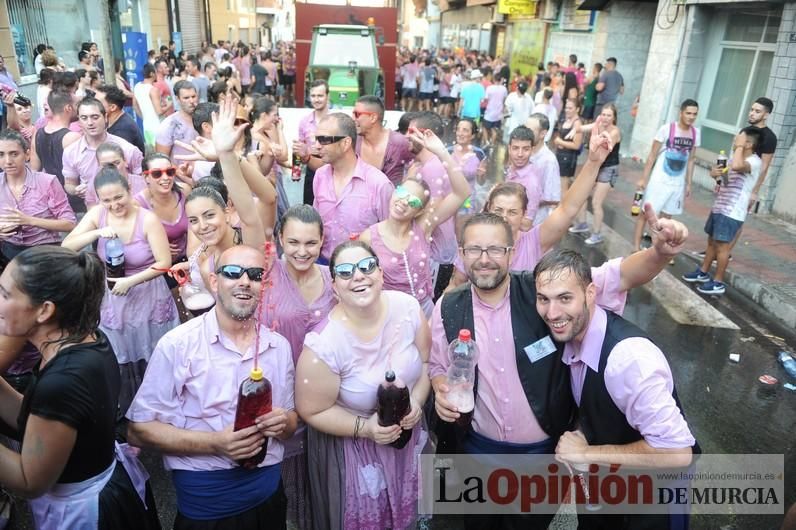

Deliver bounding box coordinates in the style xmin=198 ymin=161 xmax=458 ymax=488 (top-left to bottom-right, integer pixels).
xmin=541 ymin=0 xmax=560 ymax=21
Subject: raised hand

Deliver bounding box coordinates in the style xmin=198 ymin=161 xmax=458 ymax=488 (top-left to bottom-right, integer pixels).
xmin=587 ymin=120 xmax=614 ymax=164
xmin=644 ymin=203 xmax=688 ymax=257
xmin=407 ymin=127 xmax=446 ymax=157
xmin=174 ymin=136 xmax=218 ymax=162
xmin=212 ymin=96 xmax=249 ymax=154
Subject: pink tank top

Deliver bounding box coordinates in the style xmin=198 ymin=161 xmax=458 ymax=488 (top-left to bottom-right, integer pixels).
xmin=97 ymin=207 xmax=155 ymax=275
xmin=369 ymin=221 xmax=433 ymax=306
xmin=134 ymin=190 xmax=188 ymax=257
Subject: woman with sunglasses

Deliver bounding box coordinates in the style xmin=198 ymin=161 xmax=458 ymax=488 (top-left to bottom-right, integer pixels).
xmin=0 ymin=247 xmax=160 ymax=530
xmin=62 ymin=167 xmax=179 ymax=413
xmin=296 ymin=239 xmax=430 ymax=530
xmin=359 ymin=128 xmax=470 ymax=317
xmin=135 ymin=153 xmax=191 ymax=275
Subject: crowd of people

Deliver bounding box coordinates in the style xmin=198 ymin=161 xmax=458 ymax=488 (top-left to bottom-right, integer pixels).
xmin=0 ymin=39 xmax=780 ymax=530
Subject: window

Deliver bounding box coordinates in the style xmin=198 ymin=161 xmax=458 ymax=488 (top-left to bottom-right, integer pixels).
xmin=699 ymin=8 xmax=780 ymax=153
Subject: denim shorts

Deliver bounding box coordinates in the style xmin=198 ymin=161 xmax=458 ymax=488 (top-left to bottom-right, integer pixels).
xmin=402 ymin=88 xmax=418 ymax=98
xmin=704 ymin=212 xmax=743 ymax=243
xmin=597 ymin=165 xmax=619 ymax=187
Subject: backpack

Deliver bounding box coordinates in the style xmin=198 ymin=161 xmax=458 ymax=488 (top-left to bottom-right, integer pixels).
xmin=662 ymin=122 xmax=696 ymax=177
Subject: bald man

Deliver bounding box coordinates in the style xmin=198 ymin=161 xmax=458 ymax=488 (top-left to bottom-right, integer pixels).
xmin=128 ymin=245 xmax=297 ymax=528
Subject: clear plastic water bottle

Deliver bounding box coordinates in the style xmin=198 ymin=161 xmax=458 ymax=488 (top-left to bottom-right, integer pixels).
xmin=446 ymin=329 xmax=479 ymax=428
xmin=104 ymin=237 xmax=125 ymax=289
xmin=778 ymin=352 xmax=796 ymax=380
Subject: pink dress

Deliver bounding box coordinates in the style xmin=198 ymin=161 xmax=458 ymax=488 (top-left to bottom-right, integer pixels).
xmin=265 ymin=259 xmax=336 ymax=530
xmin=368 ymin=222 xmax=434 ymax=317
xmin=97 ymin=207 xmax=180 ymax=413
xmin=303 ymin=290 xmax=428 ymax=530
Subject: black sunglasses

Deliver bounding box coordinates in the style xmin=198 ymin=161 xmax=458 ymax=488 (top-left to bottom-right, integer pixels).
xmin=216 ymin=265 xmax=265 ymax=282
xmin=333 ymin=256 xmax=379 ymax=280
xmin=315 ymin=135 xmax=347 ymax=145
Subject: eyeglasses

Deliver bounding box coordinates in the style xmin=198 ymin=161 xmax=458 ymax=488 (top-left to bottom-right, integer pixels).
xmin=143 ymin=167 xmax=177 ymax=178
xmin=395 ymin=185 xmax=423 ymax=209
xmin=216 ymin=265 xmax=265 ymax=282
xmin=353 ymin=110 xmax=377 ymax=119
xmin=461 ymin=246 xmax=513 ymax=259
xmin=333 ymin=256 xmax=379 ymax=280
xmin=315 ymin=135 xmax=347 ymax=145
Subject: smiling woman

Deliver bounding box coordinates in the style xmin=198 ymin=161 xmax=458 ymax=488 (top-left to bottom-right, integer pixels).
xmin=61 ymin=168 xmax=179 ymax=413
xmin=295 ymin=239 xmax=431 ymax=530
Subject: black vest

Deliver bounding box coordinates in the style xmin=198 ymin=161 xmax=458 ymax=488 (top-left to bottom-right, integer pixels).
xmin=436 ymin=272 xmax=575 ymax=450
xmin=579 ymin=311 xmax=699 ymax=452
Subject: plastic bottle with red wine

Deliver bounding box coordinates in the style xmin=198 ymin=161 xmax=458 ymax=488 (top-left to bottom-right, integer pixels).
xmin=233 ymin=367 xmax=272 ymax=468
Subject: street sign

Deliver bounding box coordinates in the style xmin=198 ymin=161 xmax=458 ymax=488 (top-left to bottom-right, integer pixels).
xmin=498 ymin=0 xmax=535 ymax=15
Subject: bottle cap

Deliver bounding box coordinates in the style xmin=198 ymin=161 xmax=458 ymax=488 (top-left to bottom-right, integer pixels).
xmin=385 ymin=370 xmax=396 ymax=382
xmin=250 ymin=367 xmax=264 ymax=381
xmin=458 ymin=329 xmax=471 ymax=342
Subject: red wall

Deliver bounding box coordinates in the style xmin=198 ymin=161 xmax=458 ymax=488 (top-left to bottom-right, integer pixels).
xmin=294 ymin=3 xmax=398 ymax=109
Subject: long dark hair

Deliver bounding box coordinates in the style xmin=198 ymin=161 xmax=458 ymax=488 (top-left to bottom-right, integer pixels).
xmin=12 ymin=247 xmax=105 ymax=349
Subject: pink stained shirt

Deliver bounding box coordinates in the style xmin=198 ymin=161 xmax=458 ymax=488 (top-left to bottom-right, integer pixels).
xmin=355 ymin=130 xmax=414 ymax=186
xmin=412 ymin=155 xmax=458 ymax=264
xmin=563 ymin=306 xmax=696 ymax=449
xmin=297 ymin=110 xmax=322 ymax=147
xmin=312 ymin=157 xmax=394 ymax=260
xmin=155 ymin=112 xmax=198 ymax=160
xmin=505 ymin=162 xmax=543 ymax=223
xmin=528 ymin=145 xmax=561 ymax=226
xmin=126 ymin=308 xmax=295 ymax=471
xmin=61 ymin=133 xmax=144 ymax=208
xmin=0 ymin=167 xmax=76 ymax=247
xmin=263 ymin=259 xmax=337 ymax=365
xmin=484 ymin=84 xmax=508 ymax=122
xmin=429 ymin=258 xmax=627 ymax=444
xmin=303 ymin=290 xmax=424 ymax=416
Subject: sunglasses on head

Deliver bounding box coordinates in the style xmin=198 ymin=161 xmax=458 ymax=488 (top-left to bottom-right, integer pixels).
xmin=395 ymin=185 xmax=423 ymax=209
xmin=216 ymin=264 xmax=265 ymax=282
xmin=333 ymin=256 xmax=379 ymax=280
xmin=144 ymin=167 xmax=177 ymax=178
xmin=315 ymin=135 xmax=347 ymax=145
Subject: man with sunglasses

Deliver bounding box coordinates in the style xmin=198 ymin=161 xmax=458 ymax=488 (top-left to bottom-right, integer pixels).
xmin=62 ymin=96 xmax=143 ymax=211
xmin=156 ymin=80 xmax=199 ymax=160
xmin=354 ymin=95 xmax=413 ymax=186
xmin=428 ymin=126 xmax=690 ymax=529
xmin=294 ymin=79 xmax=330 ymax=205
xmin=312 ymin=112 xmax=393 ymax=262
xmin=128 ymin=244 xmax=297 ymax=528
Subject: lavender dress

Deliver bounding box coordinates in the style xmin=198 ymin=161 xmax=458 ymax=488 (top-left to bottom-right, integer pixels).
xmin=97 ymin=208 xmax=179 ymax=414
xmin=265 ymin=259 xmax=336 ymax=530
xmin=369 ymin=222 xmax=434 ymax=317
xmin=304 ymin=290 xmax=428 ymax=530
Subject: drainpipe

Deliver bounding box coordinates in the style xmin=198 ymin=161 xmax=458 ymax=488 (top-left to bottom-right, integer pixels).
xmin=658 ymin=4 xmax=689 ymax=126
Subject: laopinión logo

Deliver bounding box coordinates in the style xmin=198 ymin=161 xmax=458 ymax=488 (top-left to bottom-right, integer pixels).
xmin=419 ymin=454 xmax=784 ymax=516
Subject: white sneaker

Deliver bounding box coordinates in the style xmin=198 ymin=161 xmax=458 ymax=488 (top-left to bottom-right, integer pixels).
xmin=584 ymin=233 xmax=604 ymax=245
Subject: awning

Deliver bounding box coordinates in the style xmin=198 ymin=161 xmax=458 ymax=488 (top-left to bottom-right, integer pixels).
xmin=576 ymin=0 xmax=609 ymax=10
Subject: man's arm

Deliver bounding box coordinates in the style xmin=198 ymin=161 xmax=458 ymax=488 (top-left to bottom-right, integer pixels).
xmin=749 ymin=152 xmax=774 ymax=208
xmin=618 ymin=205 xmax=688 ymax=291
xmin=557 ymin=431 xmax=692 ymax=468
xmin=637 ymin=139 xmax=662 ymax=189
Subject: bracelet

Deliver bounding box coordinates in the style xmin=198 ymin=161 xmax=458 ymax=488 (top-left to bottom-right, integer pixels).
xmin=353 ymin=415 xmax=362 ymax=439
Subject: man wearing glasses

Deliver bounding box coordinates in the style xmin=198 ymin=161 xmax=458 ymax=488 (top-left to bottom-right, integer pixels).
xmin=312 ymin=112 xmax=393 ymax=262
xmin=128 ymin=244 xmax=297 ymax=528
xmin=428 ymin=128 xmax=689 ymax=530
xmin=354 ymin=95 xmax=413 ymax=186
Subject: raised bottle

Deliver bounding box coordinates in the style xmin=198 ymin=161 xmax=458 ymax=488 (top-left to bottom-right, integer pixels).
xmin=233 ymin=367 xmax=273 ymax=468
